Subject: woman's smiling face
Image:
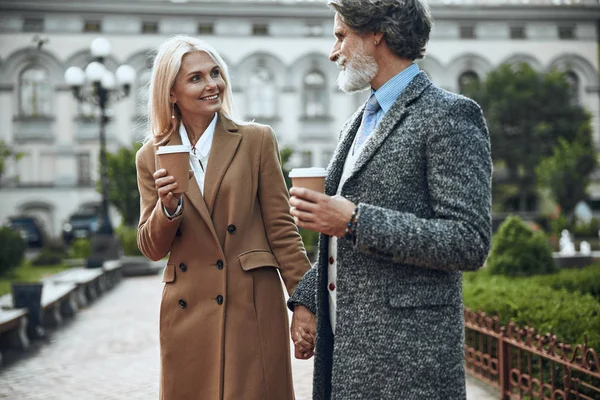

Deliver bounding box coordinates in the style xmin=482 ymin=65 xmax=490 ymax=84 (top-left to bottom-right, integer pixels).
xmin=170 ymin=51 xmax=225 ymax=120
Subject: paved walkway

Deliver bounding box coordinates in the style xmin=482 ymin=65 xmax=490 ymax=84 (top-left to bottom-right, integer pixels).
xmin=0 ymin=275 xmax=498 ymax=399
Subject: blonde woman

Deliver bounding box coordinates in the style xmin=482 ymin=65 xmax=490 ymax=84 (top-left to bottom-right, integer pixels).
xmin=135 ymin=35 xmax=312 ymax=400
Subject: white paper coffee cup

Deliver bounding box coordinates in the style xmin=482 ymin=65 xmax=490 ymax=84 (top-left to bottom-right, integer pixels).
xmin=157 ymin=145 xmax=191 ymax=193
xmin=289 ymin=167 xmax=327 ymax=193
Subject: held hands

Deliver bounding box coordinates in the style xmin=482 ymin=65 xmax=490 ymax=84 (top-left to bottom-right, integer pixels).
xmin=291 ymin=305 xmax=317 ymax=359
xmin=153 ymin=169 xmax=194 ymax=214
xmin=289 ymin=187 xmax=356 ymax=237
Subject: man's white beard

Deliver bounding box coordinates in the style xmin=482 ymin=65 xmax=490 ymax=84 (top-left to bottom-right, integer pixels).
xmin=336 ymin=49 xmax=378 ymax=93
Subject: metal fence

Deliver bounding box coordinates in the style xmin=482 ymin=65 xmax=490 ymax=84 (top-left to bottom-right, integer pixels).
xmin=464 ymin=308 xmax=600 ymax=400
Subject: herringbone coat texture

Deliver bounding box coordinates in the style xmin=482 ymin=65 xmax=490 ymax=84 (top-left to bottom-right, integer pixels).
xmin=289 ymin=72 xmax=492 ymax=400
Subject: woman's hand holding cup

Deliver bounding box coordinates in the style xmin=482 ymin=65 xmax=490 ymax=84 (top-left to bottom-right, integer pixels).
xmin=153 ymin=169 xmax=194 ymax=214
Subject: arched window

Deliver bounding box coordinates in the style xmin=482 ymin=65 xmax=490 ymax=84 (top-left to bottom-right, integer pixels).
xmin=565 ymin=70 xmax=580 ymax=104
xmin=303 ymin=70 xmax=327 ymax=118
xmin=19 ymin=66 xmax=52 ymax=116
xmin=136 ymin=69 xmax=152 ymax=116
xmin=458 ymin=70 xmax=480 ymax=95
xmin=247 ymin=66 xmax=277 ymax=118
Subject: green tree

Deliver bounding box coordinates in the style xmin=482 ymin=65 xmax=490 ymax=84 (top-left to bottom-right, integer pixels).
xmin=536 ymin=133 xmax=597 ymax=218
xmin=280 ymin=147 xmax=293 ymax=189
xmin=465 ymin=63 xmax=592 ymax=211
xmin=0 ymin=140 xmax=24 ymax=187
xmin=100 ymin=142 xmax=142 ymax=226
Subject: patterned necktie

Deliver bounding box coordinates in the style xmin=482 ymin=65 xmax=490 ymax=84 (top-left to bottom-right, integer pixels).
xmin=353 ymin=94 xmax=381 ymax=154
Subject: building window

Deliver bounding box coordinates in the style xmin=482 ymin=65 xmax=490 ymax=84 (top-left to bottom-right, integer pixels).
xmin=77 ymin=153 xmax=92 ymax=186
xmin=510 ymin=25 xmax=526 ymax=40
xmin=558 ymin=25 xmax=576 ymax=40
xmin=252 ymin=24 xmax=269 ymax=36
xmin=23 ymin=17 xmax=44 ymax=33
xmin=565 ymin=71 xmax=580 ymax=104
xmin=458 ymin=70 xmax=480 ymax=95
xmin=142 ymin=21 xmax=158 ymax=34
xmin=247 ymin=66 xmax=277 ymax=118
xmin=19 ymin=66 xmax=52 ymax=117
xmin=303 ymin=70 xmax=327 ymax=118
xmin=306 ymin=23 xmax=324 ymax=37
xmin=197 ymin=23 xmax=214 ymax=35
xmin=459 ymin=25 xmax=476 ymax=39
xmin=83 ymin=20 xmax=101 ymax=33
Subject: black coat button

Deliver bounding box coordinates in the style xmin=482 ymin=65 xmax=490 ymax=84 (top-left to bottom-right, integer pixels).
xmin=216 ymin=295 xmax=223 ymax=305
xmin=227 ymin=224 xmax=236 ymax=234
xmin=216 ymin=260 xmax=224 ymax=270
xmin=179 ymin=263 xmax=187 ymax=272
xmin=178 ymin=299 xmax=187 ymax=309
xmin=175 ymin=228 xmax=182 ymax=237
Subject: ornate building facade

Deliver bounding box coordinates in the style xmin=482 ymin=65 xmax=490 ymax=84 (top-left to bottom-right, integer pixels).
xmin=0 ymin=0 xmax=599 ymax=236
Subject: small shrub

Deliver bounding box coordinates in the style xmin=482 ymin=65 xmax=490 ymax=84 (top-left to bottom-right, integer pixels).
xmin=571 ymin=217 xmax=600 ymax=238
xmin=32 ymin=238 xmax=67 ymax=266
xmin=0 ymin=227 xmax=27 ymax=276
xmin=116 ymin=225 xmax=142 ymax=256
xmin=68 ymin=238 xmax=91 ymax=259
xmin=487 ymin=215 xmax=557 ymax=277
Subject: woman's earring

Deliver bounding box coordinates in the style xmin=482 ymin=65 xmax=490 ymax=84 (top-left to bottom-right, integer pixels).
xmin=171 ymin=107 xmax=175 ymax=119
xmin=373 ymin=40 xmax=378 ymax=45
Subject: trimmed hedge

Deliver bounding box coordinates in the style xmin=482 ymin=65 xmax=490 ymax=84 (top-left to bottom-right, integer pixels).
xmin=487 ymin=215 xmax=557 ymax=277
xmin=529 ymin=264 xmax=600 ymax=301
xmin=115 ymin=225 xmax=142 ymax=256
xmin=463 ymin=270 xmax=600 ymax=351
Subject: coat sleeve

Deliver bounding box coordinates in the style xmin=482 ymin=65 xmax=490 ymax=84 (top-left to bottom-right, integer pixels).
xmin=258 ymin=126 xmax=312 ymax=297
xmin=286 ymin=266 xmax=317 ymax=314
xmin=136 ymin=144 xmax=182 ymax=261
xmin=353 ymin=98 xmax=492 ymax=271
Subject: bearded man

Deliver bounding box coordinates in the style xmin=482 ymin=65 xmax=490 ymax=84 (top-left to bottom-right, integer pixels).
xmin=287 ymin=1 xmax=493 ymax=399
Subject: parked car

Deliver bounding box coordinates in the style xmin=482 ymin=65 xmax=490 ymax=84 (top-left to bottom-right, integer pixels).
xmin=62 ymin=212 xmax=99 ymax=245
xmin=6 ymin=215 xmax=46 ymax=248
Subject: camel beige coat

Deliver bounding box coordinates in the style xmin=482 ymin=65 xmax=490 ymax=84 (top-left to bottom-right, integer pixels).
xmin=136 ymin=113 xmax=311 ymax=400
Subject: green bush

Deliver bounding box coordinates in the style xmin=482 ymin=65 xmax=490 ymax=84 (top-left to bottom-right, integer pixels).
xmin=571 ymin=217 xmax=600 ymax=238
xmin=529 ymin=264 xmax=600 ymax=301
xmin=68 ymin=238 xmax=91 ymax=259
xmin=32 ymin=238 xmax=67 ymax=266
xmin=463 ymin=271 xmax=600 ymax=351
xmin=487 ymin=215 xmax=557 ymax=277
xmin=0 ymin=227 xmax=27 ymax=276
xmin=116 ymin=225 xmax=142 ymax=256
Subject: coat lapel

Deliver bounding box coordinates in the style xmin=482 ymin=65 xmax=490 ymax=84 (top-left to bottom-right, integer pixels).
xmin=346 ymin=72 xmax=433 ymax=184
xmin=325 ymin=108 xmax=363 ymax=196
xmin=203 ymin=114 xmax=241 ymax=215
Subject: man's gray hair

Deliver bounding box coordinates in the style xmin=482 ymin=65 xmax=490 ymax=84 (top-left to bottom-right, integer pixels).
xmin=328 ymin=0 xmax=433 ymax=61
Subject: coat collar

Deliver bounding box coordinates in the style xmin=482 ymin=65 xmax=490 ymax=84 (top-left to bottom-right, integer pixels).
xmin=325 ymin=71 xmax=432 ymax=196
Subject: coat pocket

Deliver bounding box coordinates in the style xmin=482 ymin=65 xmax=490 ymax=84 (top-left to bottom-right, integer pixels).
xmin=238 ymin=249 xmax=279 ymax=271
xmin=389 ymin=283 xmax=461 ymax=308
xmin=162 ymin=263 xmax=176 ymax=283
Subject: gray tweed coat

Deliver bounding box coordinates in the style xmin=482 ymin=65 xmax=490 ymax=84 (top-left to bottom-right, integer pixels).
xmin=288 ymin=72 xmax=492 ymax=400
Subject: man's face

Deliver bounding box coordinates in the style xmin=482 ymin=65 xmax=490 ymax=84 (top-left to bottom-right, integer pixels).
xmin=329 ymin=13 xmax=378 ymax=93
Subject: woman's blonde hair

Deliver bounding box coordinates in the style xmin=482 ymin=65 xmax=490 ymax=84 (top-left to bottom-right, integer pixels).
xmin=145 ymin=35 xmax=237 ymax=143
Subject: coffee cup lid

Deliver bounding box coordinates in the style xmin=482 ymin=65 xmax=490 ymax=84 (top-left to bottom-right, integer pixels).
xmin=289 ymin=167 xmax=327 ymax=178
xmin=156 ymin=145 xmax=191 ymax=155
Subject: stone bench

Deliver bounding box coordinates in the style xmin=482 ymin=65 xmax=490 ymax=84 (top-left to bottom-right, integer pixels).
xmin=101 ymin=260 xmax=123 ymax=290
xmin=0 ymin=308 xmax=29 ymax=367
xmin=43 ymin=268 xmax=104 ymax=308
xmin=0 ymin=282 xmax=77 ymax=333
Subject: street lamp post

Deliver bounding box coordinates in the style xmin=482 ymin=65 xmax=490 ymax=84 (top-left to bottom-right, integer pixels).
xmin=64 ymin=37 xmax=136 ymax=268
